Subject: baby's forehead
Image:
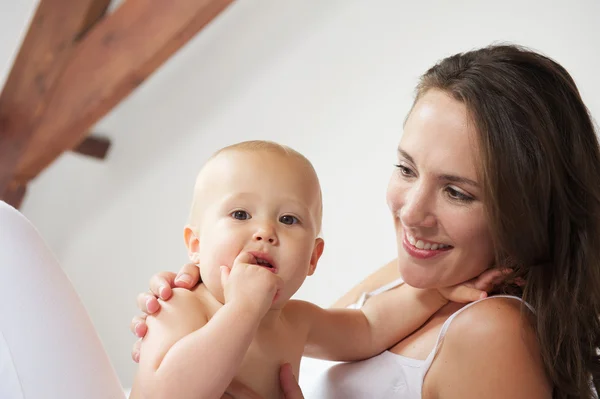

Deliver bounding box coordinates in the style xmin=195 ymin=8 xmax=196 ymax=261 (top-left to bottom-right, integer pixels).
xmin=193 ymin=149 xmax=323 ymax=221
xmin=197 ymin=149 xmax=317 ymax=184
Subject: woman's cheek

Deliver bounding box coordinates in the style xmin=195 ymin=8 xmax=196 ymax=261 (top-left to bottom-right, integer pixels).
xmin=386 ymin=179 xmax=402 ymax=214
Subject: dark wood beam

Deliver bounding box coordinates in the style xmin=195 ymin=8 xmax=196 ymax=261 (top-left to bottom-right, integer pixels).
xmin=16 ymin=0 xmax=235 ymax=181
xmin=76 ymin=0 xmax=112 ymax=40
xmin=0 ymin=0 xmax=112 ymax=197
xmin=72 ymin=135 xmax=111 ymax=159
xmin=2 ymin=181 xmax=27 ymax=210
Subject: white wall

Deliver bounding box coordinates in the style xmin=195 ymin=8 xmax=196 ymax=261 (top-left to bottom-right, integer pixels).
xmin=3 ymin=0 xmax=600 ymax=388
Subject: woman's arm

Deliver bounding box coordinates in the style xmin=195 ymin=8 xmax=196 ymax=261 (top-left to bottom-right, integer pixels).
xmin=330 ymin=258 xmax=400 ymax=308
xmin=427 ymin=298 xmax=552 ymax=398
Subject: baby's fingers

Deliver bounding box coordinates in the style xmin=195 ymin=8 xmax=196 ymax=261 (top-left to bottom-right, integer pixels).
xmin=234 ymin=252 xmax=257 ymax=266
xmin=220 ymin=265 xmax=231 ymax=287
xmin=441 ymin=284 xmax=487 ymax=303
xmin=471 ymin=268 xmax=511 ymax=291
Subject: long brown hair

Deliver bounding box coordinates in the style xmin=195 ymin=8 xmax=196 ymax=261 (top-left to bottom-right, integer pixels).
xmin=415 ymin=44 xmax=600 ymax=398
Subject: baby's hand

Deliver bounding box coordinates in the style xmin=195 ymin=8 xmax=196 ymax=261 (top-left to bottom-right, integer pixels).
xmin=221 ymin=252 xmax=284 ymax=318
xmin=438 ymin=268 xmax=510 ymax=304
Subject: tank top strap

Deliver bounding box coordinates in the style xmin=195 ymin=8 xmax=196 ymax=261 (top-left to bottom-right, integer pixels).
xmin=421 ymin=295 xmax=534 ymax=373
xmin=346 ymin=277 xmax=405 ymax=309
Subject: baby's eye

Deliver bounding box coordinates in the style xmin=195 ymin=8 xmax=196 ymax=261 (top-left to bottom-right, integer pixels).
xmin=231 ymin=210 xmax=250 ymax=220
xmin=279 ymin=215 xmax=299 ymax=225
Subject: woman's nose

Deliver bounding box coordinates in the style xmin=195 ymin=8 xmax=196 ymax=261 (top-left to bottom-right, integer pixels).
xmin=399 ymin=185 xmax=436 ymax=229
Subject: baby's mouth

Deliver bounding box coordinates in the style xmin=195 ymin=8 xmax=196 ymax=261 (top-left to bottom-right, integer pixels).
xmin=249 ymin=253 xmax=277 ymax=273
xmin=256 ymin=257 xmax=274 ymax=269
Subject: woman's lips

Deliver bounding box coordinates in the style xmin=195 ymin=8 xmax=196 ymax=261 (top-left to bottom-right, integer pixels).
xmin=402 ymin=233 xmax=452 ymax=259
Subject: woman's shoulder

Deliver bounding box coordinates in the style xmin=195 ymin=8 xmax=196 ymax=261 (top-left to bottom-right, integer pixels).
xmin=444 ymin=296 xmax=539 ymax=360
xmin=426 ymin=296 xmax=552 ymax=398
xmin=450 ymin=296 xmax=533 ymax=337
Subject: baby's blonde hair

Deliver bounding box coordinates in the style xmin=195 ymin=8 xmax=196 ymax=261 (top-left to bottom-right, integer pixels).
xmin=189 ymin=140 xmax=323 ymax=233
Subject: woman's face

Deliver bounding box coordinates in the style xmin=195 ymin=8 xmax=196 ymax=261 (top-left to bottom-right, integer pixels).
xmin=387 ymin=89 xmax=495 ymax=289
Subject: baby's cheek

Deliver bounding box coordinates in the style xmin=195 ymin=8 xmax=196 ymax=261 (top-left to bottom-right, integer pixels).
xmin=202 ymin=235 xmax=240 ymax=267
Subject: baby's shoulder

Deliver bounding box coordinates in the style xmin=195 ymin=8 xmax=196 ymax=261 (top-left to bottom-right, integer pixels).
xmin=281 ymin=299 xmax=318 ymax=327
xmin=150 ymin=285 xmax=212 ymax=326
xmin=166 ymin=286 xmax=207 ymax=308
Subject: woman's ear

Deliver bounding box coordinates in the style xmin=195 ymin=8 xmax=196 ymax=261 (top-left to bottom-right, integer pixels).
xmin=183 ymin=225 xmax=200 ymax=264
xmin=308 ymin=238 xmax=325 ymax=276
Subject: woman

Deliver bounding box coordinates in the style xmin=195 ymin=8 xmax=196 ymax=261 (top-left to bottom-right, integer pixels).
xmin=132 ymin=44 xmax=600 ymax=398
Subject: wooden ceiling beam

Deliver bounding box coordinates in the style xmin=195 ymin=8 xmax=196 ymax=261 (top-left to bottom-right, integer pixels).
xmin=72 ymin=135 xmax=111 ymax=160
xmin=0 ymin=0 xmax=112 ymax=202
xmin=16 ymin=0 xmax=235 ymax=182
xmin=76 ymin=0 xmax=113 ymax=40
xmin=2 ymin=181 xmax=27 ymax=210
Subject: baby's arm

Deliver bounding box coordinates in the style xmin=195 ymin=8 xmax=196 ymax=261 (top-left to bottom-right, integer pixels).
xmin=296 ymin=284 xmax=449 ymax=361
xmin=298 ymin=269 xmax=499 ymax=361
xmin=330 ymin=258 xmax=400 ymax=308
xmin=131 ymin=253 xmax=282 ymax=399
xmin=130 ymin=288 xmax=263 ymax=399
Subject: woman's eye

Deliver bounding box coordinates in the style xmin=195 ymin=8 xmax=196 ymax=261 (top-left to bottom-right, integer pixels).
xmin=231 ymin=210 xmax=250 ymax=220
xmin=279 ymin=215 xmax=299 ymax=225
xmin=395 ymin=164 xmax=415 ymax=177
xmin=446 ymin=187 xmax=473 ymax=203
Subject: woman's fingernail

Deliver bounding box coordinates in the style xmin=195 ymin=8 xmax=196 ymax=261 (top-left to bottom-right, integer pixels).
xmin=175 ymin=273 xmax=192 ymax=285
xmin=159 ymin=285 xmax=167 ymax=298
xmin=134 ymin=322 xmax=141 ymax=335
xmin=146 ymin=297 xmax=155 ymax=313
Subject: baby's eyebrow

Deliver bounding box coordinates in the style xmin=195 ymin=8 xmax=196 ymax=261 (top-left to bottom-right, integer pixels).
xmin=283 ymin=198 xmax=312 ymax=215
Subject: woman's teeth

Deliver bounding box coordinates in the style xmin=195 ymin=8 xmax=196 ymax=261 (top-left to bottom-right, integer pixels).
xmin=406 ymin=233 xmax=450 ymax=250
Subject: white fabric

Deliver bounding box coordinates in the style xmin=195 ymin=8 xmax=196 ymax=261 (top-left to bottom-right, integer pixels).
xmin=0 ymin=201 xmax=125 ymax=399
xmin=303 ymin=277 xmax=532 ymax=398
xmin=299 ymin=278 xmax=407 ymax=392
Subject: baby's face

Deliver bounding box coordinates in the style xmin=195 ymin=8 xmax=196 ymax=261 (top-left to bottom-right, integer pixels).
xmin=188 ymin=150 xmax=323 ymax=307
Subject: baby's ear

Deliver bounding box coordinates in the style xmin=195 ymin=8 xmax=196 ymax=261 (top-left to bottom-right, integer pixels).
xmin=308 ymin=238 xmax=325 ymax=276
xmin=183 ymin=225 xmax=200 ymax=264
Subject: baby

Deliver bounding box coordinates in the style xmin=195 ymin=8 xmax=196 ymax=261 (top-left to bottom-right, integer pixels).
xmin=130 ymin=140 xmax=487 ymax=399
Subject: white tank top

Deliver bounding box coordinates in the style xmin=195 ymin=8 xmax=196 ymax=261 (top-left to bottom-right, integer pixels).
xmin=304 ymin=277 xmax=534 ymax=398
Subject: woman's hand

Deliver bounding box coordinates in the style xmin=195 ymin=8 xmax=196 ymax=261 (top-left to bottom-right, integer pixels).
xmin=130 ymin=263 xmax=200 ymax=362
xmin=220 ymin=379 xmax=262 ymax=399
xmin=219 ymin=364 xmax=304 ymax=399
xmin=438 ymin=268 xmax=511 ymax=303
xmin=279 ymin=363 xmax=305 ymax=399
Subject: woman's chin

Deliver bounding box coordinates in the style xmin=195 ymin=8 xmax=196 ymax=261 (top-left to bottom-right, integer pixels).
xmin=398 ymin=267 xmax=436 ymax=289
xmin=397 ymin=257 xmax=443 ymax=289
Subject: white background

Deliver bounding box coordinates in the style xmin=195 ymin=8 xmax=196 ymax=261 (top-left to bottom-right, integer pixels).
xmin=2 ymin=0 xmax=599 ymax=388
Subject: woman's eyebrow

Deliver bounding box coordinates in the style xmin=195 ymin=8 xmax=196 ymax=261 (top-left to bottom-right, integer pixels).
xmin=439 ymin=174 xmax=479 ymax=188
xmin=398 ymin=148 xmax=479 ymax=188
xmin=397 ymin=148 xmax=415 ymax=164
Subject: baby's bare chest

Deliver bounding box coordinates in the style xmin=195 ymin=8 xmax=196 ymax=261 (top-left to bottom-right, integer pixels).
xmin=235 ymin=323 xmax=305 ymax=399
